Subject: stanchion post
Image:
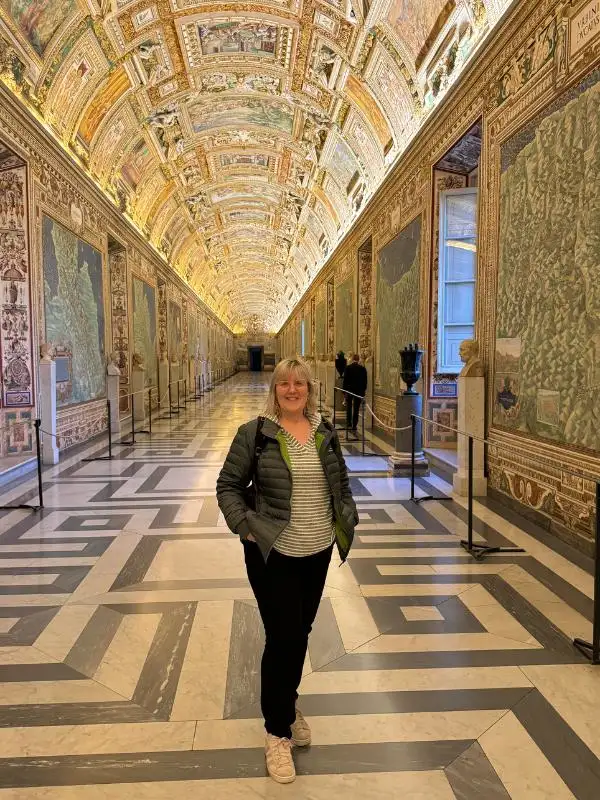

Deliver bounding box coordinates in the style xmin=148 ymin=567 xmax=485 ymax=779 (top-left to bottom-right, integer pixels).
xmin=148 ymin=388 xmax=152 ymax=435
xmin=410 ymin=414 xmax=416 ymax=502
xmin=168 ymin=382 xmax=173 ymax=417
xmin=574 ymin=481 xmax=600 ymax=664
xmin=107 ymin=400 xmax=113 ymax=459
xmin=333 ymin=387 xmax=337 ymax=429
xmin=467 ymin=435 xmax=474 ymax=550
xmin=361 ymin=399 xmax=365 ymax=457
xmin=35 ymin=419 xmax=43 ymax=509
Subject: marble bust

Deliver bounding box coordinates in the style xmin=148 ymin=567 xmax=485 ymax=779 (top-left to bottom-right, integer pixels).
xmin=459 ymin=339 xmax=485 ymax=378
xmin=107 ymin=351 xmax=121 ymax=376
xmin=40 ymin=342 xmax=53 ymax=363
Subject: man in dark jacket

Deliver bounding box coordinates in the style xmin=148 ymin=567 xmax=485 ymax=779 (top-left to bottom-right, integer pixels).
xmin=343 ymin=353 xmax=368 ymax=435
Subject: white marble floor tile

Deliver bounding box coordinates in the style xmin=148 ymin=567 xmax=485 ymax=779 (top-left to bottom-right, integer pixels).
xmin=34 ymin=605 xmax=99 ymax=662
xmin=329 ymin=595 xmax=379 ymax=651
xmin=459 ymin=585 xmax=541 ymax=645
xmin=0 ymin=679 xmax=126 ymax=705
xmin=479 ymin=711 xmax=576 ymax=799
xmin=400 ymin=606 xmax=444 ymax=621
xmin=0 ymin=721 xmax=196 ymax=757
xmin=361 ymin=583 xmax=473 ymax=597
xmin=0 ymin=647 xmax=60 ymax=665
xmin=300 ymin=666 xmax=533 ymax=695
xmin=521 ymin=664 xmax=600 ymax=759
xmin=145 ymin=539 xmax=246 ymax=582
xmin=94 ymin=613 xmax=161 ymax=699
xmin=170 ymin=600 xmax=233 ymax=721
xmin=193 ymin=709 xmax=506 ymax=749
xmin=376 ymin=564 xmax=435 ymax=575
xmin=353 ymin=632 xmax=540 ymax=653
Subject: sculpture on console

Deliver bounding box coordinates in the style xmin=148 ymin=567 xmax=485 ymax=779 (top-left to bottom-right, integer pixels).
xmin=399 ymin=343 xmax=424 ymax=395
xmin=458 ymin=339 xmax=485 ymax=378
xmin=40 ymin=343 xmax=53 ymax=363
xmin=107 ymin=351 xmax=121 ymax=375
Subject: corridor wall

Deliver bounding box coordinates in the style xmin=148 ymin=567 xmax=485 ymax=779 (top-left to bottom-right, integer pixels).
xmin=0 ymin=95 xmax=234 ymax=456
xmin=278 ymin=0 xmax=600 ymax=553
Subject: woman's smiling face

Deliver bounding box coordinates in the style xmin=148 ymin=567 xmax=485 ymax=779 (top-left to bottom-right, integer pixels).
xmin=275 ymin=370 xmax=309 ymax=416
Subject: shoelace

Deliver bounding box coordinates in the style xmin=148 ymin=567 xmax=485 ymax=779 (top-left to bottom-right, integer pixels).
xmin=270 ymin=737 xmax=293 ymax=765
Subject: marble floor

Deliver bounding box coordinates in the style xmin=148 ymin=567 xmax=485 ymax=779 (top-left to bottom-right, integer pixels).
xmin=0 ymin=373 xmax=599 ymax=798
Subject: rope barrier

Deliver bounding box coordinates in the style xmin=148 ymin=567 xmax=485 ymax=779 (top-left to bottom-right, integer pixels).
xmin=332 ymin=386 xmax=411 ymax=433
xmin=118 ymin=385 xmax=158 ymax=397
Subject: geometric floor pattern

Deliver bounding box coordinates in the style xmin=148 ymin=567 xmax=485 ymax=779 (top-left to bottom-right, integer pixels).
xmin=0 ymin=373 xmax=599 ymax=798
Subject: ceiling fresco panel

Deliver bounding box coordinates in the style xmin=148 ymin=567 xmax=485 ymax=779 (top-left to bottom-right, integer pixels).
xmin=0 ymin=0 xmax=502 ymax=331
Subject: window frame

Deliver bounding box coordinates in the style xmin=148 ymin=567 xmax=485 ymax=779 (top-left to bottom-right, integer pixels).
xmin=437 ymin=186 xmax=478 ymax=375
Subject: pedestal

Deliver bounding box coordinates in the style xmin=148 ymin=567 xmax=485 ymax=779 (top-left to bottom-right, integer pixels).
xmin=325 ymin=363 xmax=336 ymax=406
xmin=106 ymin=373 xmax=121 ymax=434
xmin=39 ymin=360 xmax=59 ymax=465
xmin=189 ymin=358 xmax=195 ymax=394
xmin=334 ymin=376 xmax=345 ymax=426
xmin=131 ymin=367 xmax=146 ymax=422
xmin=364 ymin=359 xmax=374 ymax=431
xmin=387 ymin=393 xmax=429 ymax=476
xmin=170 ymin=362 xmax=180 ymax=405
xmin=453 ymin=375 xmax=487 ymax=496
xmin=158 ymin=358 xmax=169 ymax=409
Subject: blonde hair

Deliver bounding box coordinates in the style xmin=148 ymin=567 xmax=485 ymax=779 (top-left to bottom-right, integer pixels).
xmin=265 ymin=357 xmax=318 ymax=418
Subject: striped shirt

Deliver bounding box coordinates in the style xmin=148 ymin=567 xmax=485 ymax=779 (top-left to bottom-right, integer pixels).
xmin=267 ymin=413 xmax=335 ymax=557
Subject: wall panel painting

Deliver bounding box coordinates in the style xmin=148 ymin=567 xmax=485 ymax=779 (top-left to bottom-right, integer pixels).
xmin=335 ymin=272 xmax=355 ymax=356
xmin=375 ymin=214 xmax=421 ymax=397
xmin=42 ymin=215 xmax=105 ymax=408
xmin=168 ymin=300 xmax=182 ymax=363
xmin=494 ymin=70 xmax=600 ymax=452
xmin=132 ymin=276 xmax=157 ymax=388
xmin=315 ymin=300 xmax=326 ymax=357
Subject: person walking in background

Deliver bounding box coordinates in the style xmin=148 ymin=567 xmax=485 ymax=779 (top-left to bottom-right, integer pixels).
xmin=216 ymin=357 xmax=358 ymax=784
xmin=343 ymin=353 xmax=368 ymax=437
xmin=335 ymin=350 xmax=347 ymax=378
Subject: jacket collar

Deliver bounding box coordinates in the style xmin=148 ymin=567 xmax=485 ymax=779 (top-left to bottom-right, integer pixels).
xmin=261 ymin=413 xmax=331 ymax=440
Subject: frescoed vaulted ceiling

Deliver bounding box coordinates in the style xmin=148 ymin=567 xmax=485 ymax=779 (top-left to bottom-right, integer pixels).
xmin=0 ymin=0 xmax=512 ymax=332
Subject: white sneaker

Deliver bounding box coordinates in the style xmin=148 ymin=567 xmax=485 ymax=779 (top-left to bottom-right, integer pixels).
xmin=265 ymin=734 xmax=295 ymax=784
xmin=291 ymin=707 xmax=311 ymax=747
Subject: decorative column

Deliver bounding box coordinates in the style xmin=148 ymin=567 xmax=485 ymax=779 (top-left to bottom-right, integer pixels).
xmin=453 ymin=340 xmax=487 ymax=496
xmin=106 ymin=352 xmax=121 ymax=434
xmin=388 ymin=345 xmax=429 ymax=476
xmin=39 ymin=345 xmax=59 ymax=465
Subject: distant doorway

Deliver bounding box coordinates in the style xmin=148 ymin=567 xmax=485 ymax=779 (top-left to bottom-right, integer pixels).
xmin=248 ymin=346 xmax=263 ymax=371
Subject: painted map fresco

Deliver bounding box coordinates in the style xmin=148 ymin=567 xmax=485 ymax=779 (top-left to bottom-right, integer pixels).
xmin=375 ymin=215 xmax=421 ymax=397
xmin=132 ymin=277 xmax=157 ymax=388
xmin=494 ymin=72 xmax=600 ymax=451
xmin=335 ymin=273 xmax=355 ymax=356
xmin=43 ymin=215 xmax=105 ymax=407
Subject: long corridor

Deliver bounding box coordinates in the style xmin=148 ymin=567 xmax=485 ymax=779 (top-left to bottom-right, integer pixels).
xmin=0 ymin=374 xmax=599 ymax=798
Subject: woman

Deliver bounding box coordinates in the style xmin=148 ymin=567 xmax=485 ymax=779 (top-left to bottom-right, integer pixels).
xmin=216 ymin=358 xmax=358 ymax=784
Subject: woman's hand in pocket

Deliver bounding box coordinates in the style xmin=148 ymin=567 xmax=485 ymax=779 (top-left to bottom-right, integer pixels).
xmin=245 ymin=534 xmax=256 ymax=543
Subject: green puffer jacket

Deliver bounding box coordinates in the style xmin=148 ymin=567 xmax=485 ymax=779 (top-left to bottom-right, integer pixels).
xmin=216 ymin=416 xmax=358 ymax=562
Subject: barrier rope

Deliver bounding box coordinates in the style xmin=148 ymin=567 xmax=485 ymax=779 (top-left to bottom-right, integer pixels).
xmin=331 ymin=385 xmax=412 ymax=433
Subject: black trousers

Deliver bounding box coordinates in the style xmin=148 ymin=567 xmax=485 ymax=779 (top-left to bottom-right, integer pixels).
xmin=243 ymin=540 xmax=333 ymax=739
xmin=345 ymin=394 xmax=362 ymax=431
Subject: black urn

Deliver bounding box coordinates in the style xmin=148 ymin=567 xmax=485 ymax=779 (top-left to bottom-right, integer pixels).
xmin=399 ymin=343 xmax=424 ymax=395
